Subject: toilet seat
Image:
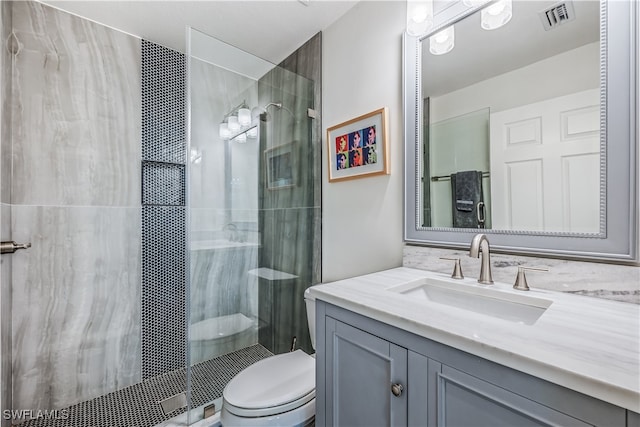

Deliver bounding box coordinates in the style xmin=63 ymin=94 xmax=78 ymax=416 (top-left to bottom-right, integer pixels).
xmin=222 ymin=350 xmax=315 ymax=418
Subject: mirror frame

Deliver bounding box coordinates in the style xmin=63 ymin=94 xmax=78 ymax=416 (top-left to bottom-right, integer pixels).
xmin=403 ymin=0 xmax=638 ymax=263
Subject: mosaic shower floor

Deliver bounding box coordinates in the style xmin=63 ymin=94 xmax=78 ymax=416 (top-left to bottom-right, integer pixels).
xmin=15 ymin=344 xmax=273 ymax=427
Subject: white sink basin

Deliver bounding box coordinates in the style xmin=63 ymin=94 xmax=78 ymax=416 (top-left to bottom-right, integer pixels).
xmin=387 ymin=277 xmax=552 ymax=325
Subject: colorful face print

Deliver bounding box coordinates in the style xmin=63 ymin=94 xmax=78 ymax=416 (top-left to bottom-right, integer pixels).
xmin=337 ymin=153 xmax=348 ymax=170
xmin=336 ymin=135 xmax=348 ymax=153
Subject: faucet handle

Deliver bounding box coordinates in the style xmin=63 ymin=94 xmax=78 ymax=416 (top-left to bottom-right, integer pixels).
xmin=513 ymin=266 xmax=548 ymax=291
xmin=440 ymin=257 xmax=464 ymax=279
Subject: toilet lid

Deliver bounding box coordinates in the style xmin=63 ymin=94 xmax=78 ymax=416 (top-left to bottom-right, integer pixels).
xmin=223 ymin=350 xmax=315 ymax=411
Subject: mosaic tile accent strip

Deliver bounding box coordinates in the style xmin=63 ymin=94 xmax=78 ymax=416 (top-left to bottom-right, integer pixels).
xmin=14 ymin=345 xmax=272 ymax=427
xmin=142 ymin=206 xmax=187 ymax=379
xmin=142 ymin=161 xmax=186 ymax=206
xmin=141 ymin=38 xmax=187 ymax=380
xmin=142 ymin=40 xmax=186 ymax=164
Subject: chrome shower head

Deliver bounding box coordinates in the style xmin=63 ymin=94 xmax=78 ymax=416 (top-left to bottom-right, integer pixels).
xmin=265 ymin=102 xmax=282 ymax=110
xmin=251 ymin=102 xmax=282 ymax=119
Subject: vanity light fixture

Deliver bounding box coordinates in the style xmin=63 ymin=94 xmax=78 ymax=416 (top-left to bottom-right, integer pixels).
xmin=227 ymin=115 xmax=240 ymax=132
xmin=219 ymin=101 xmax=257 ymax=142
xmin=219 ymin=121 xmax=231 ymax=139
xmin=429 ymin=25 xmax=455 ymax=55
xmin=462 ymin=0 xmax=489 ymax=7
xmin=481 ymin=0 xmax=512 ymax=30
xmin=237 ymin=107 xmax=251 ymax=126
xmin=247 ymin=126 xmax=258 ymax=139
xmin=406 ymin=0 xmax=433 ymax=36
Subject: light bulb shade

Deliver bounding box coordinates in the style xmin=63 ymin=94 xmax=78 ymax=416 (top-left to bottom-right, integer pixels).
xmin=235 ymin=133 xmax=247 ymax=143
xmin=406 ymin=0 xmax=433 ymax=36
xmin=481 ymin=0 xmax=512 ymax=30
xmin=227 ymin=115 xmax=240 ymax=132
xmin=247 ymin=126 xmax=258 ymax=139
xmin=219 ymin=122 xmax=230 ymax=139
xmin=429 ymin=25 xmax=455 ymax=55
xmin=462 ymin=0 xmax=488 ymax=7
xmin=251 ymin=106 xmax=263 ymax=120
xmin=238 ymin=108 xmax=251 ymax=126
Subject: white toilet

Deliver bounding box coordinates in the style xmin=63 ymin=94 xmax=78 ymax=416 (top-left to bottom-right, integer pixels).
xmin=220 ymin=289 xmax=316 ymax=426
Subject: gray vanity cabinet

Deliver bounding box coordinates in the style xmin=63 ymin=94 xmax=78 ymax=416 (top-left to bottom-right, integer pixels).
xmin=316 ymin=300 xmax=630 ymax=427
xmin=321 ymin=316 xmax=408 ymax=426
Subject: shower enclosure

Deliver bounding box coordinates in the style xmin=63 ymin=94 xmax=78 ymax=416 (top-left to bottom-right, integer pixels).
xmin=0 ymin=1 xmax=320 ymax=425
xmin=184 ymin=28 xmax=320 ymax=423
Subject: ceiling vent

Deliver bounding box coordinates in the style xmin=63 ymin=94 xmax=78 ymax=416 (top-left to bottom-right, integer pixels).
xmin=539 ymin=1 xmax=576 ymax=31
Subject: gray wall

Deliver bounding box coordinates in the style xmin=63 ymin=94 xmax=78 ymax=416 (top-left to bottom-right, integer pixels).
xmin=8 ymin=1 xmax=141 ymax=411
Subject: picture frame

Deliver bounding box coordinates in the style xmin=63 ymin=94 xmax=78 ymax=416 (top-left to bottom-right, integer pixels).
xmin=326 ymin=107 xmax=389 ymax=182
xmin=265 ymin=142 xmax=296 ymax=190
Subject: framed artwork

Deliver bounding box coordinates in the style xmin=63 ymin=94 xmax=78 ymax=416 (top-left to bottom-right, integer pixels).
xmin=265 ymin=142 xmax=296 ymax=190
xmin=327 ymin=107 xmax=389 ymax=182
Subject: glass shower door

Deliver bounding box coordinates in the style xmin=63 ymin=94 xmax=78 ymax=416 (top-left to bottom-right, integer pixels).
xmin=186 ymin=27 xmax=317 ymax=425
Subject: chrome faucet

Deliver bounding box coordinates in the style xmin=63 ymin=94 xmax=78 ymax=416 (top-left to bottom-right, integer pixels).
xmin=469 ymin=234 xmax=493 ymax=285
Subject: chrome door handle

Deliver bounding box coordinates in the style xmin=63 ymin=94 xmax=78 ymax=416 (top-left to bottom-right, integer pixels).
xmin=1 ymin=241 xmax=31 ymax=254
xmin=391 ymin=383 xmax=404 ymax=397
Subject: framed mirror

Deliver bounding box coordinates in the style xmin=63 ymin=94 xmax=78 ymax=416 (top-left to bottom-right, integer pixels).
xmin=403 ymin=0 xmax=638 ymax=262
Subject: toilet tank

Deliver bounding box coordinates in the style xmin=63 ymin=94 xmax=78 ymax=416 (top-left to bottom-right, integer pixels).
xmin=304 ymin=288 xmax=316 ymax=350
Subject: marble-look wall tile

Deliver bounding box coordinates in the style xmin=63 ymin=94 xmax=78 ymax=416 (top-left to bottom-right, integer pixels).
xmin=190 ymin=208 xmax=228 ymax=238
xmin=1 ymin=1 xmax=13 ymax=206
xmin=403 ymin=245 xmax=640 ymax=304
xmin=258 ymin=67 xmax=316 ymax=211
xmin=190 ymin=245 xmax=258 ymax=324
xmin=1 ymin=2 xmax=13 ymax=423
xmin=11 ymin=2 xmax=141 ymax=207
xmin=190 ymin=57 xmax=257 ymax=211
xmin=312 ymin=206 xmax=321 ymax=287
xmin=1 ymin=204 xmax=12 ymax=427
xmin=11 ymin=205 xmax=142 ymax=410
xmin=259 ymin=207 xmax=315 ymax=353
xmin=189 ymin=245 xmax=259 ymax=363
xmin=188 ymin=51 xmax=264 ymax=366
xmin=278 ymin=33 xmax=322 ymax=209
xmin=256 ymin=36 xmax=322 ymax=355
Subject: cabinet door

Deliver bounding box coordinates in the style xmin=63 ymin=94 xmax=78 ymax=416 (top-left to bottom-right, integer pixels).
xmin=325 ymin=317 xmax=407 ymax=426
xmin=435 ymin=364 xmax=591 ymax=427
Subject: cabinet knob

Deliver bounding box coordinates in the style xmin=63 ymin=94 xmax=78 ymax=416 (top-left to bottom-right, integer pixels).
xmin=391 ymin=383 xmax=404 ymax=397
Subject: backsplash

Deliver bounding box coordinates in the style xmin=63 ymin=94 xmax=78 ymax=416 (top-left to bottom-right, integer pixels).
xmin=403 ymin=245 xmax=639 ymax=304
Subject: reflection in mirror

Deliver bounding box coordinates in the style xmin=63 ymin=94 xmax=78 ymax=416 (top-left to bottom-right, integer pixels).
xmin=421 ymin=0 xmax=601 ymax=233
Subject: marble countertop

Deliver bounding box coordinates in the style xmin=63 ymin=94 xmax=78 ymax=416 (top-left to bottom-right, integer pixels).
xmin=309 ymin=267 xmax=640 ymax=412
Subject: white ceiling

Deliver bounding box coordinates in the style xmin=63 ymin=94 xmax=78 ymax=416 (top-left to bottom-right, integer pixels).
xmin=422 ymin=0 xmax=600 ymax=96
xmin=39 ymin=0 xmax=359 ymax=64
